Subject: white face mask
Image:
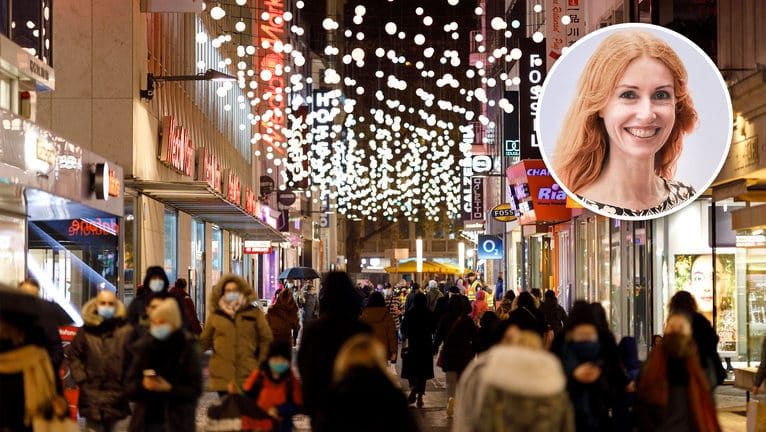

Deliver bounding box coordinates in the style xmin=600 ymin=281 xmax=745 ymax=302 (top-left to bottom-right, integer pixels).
xmin=149 ymin=279 xmax=164 ymax=293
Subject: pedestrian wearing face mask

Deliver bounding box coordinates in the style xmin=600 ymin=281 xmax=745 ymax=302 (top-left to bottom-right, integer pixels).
xmin=201 ymin=274 xmax=274 ymax=396
xmin=125 ymin=298 xmax=202 ymax=432
xmin=69 ymin=290 xmax=134 ymax=432
xmin=635 ymin=313 xmax=721 ymax=432
xmin=229 ymin=341 xmax=303 ymax=432
xmin=127 ymin=266 xmax=188 ymax=331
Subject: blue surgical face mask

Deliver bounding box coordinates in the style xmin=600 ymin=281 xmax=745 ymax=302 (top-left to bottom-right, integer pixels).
xmin=269 ymin=360 xmax=290 ymax=375
xmin=224 ymin=292 xmax=241 ymax=302
xmin=150 ymin=324 xmax=172 ymax=340
xmin=571 ymin=341 xmax=601 ymax=362
xmin=97 ymin=306 xmax=115 ymax=319
xmin=149 ymin=279 xmax=164 ymax=293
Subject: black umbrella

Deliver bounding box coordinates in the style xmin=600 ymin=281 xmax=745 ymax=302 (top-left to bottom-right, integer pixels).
xmin=0 ymin=289 xmax=76 ymax=327
xmin=278 ymin=266 xmax=320 ymax=280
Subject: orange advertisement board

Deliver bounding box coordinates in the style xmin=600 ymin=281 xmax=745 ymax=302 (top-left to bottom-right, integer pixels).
xmin=506 ymin=160 xmax=571 ymax=224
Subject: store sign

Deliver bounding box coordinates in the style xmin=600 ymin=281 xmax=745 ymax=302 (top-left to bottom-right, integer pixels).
xmin=503 ymin=91 xmax=520 ymax=158
xmin=36 ymin=137 xmax=56 ymax=166
xmin=67 ymin=218 xmax=119 ymax=237
xmin=463 ymin=220 xmax=485 ymax=232
xmin=519 ymin=38 xmax=545 ymax=161
xmin=254 ymin=0 xmax=286 ymax=154
xmin=477 ymin=235 xmax=503 ymax=260
xmin=93 ymin=163 xmax=110 ymax=200
xmin=278 ymin=191 xmax=297 ymax=207
xmin=491 ymin=203 xmax=517 ymax=222
xmin=507 ymin=159 xmax=570 ymax=224
xmin=196 ymin=147 xmax=221 ymax=192
xmin=223 ymin=170 xmax=241 ymax=204
xmin=736 ymin=235 xmax=766 ymax=248
xmin=460 ymin=124 xmax=475 ymax=221
xmin=260 ymin=176 xmax=275 ymax=196
xmin=159 ymin=116 xmax=194 ymax=177
xmin=243 ymin=240 xmax=271 ymax=254
xmin=471 ymin=155 xmax=493 ymax=173
xmin=108 ymin=168 xmax=121 ymax=197
xmin=145 ymin=0 xmax=204 ymax=12
xmin=243 ymin=186 xmax=258 ymax=215
xmin=471 ymin=177 xmax=485 ymax=220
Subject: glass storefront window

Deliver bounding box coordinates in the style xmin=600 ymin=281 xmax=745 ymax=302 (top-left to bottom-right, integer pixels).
xmin=163 ymin=208 xmax=177 ymax=283
xmin=191 ymin=219 xmax=205 ymax=323
xmin=0 ymin=213 xmax=25 ymax=287
xmin=212 ymin=226 xmax=222 ymax=286
xmin=124 ymin=199 xmax=136 ymax=302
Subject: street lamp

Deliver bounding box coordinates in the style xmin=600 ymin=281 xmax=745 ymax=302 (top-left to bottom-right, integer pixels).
xmin=458 ymin=241 xmax=465 ymax=274
xmin=416 ymin=238 xmax=423 ymax=274
xmin=140 ymin=69 xmax=237 ymax=100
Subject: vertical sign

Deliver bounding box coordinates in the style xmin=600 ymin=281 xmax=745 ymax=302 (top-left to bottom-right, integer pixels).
xmin=503 ymin=91 xmax=520 ymax=160
xmin=460 ymin=124 xmax=475 ymax=221
xmin=545 ymin=0 xmax=566 ymax=63
xmin=471 ymin=177 xmax=485 ymax=221
xmin=254 ymin=0 xmax=286 ymax=155
xmin=519 ymin=38 xmax=545 ymax=161
xmin=311 ymin=89 xmax=334 ymax=186
xmin=566 ymin=0 xmax=586 ymax=48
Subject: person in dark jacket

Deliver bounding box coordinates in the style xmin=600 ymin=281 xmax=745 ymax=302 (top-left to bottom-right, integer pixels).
xmin=125 ymin=298 xmax=202 ymax=432
xmin=404 ymin=282 xmax=422 ymax=313
xmin=668 ymin=290 xmax=726 ymax=391
xmin=507 ymin=292 xmax=547 ymax=337
xmin=127 ymin=266 xmax=188 ymax=332
xmin=317 ymin=334 xmax=420 ymax=432
xmin=433 ymin=294 xmax=478 ymax=417
xmin=18 ymin=278 xmax=64 ymax=379
xmin=69 ymin=290 xmax=134 ymax=431
xmin=553 ymin=301 xmax=630 ymax=432
xmin=360 ymin=292 xmax=398 ymax=364
xmin=541 ymin=290 xmax=567 ymax=335
xmin=615 ymin=336 xmax=641 ymax=432
xmin=635 ymin=313 xmax=721 ymax=432
xmin=477 ymin=311 xmax=500 ymax=353
xmin=297 ymin=271 xmax=371 ymax=430
xmin=168 ymin=278 xmax=202 ymax=335
xmin=400 ymin=292 xmax=434 ymax=408
xmin=267 ymin=288 xmax=301 ymax=347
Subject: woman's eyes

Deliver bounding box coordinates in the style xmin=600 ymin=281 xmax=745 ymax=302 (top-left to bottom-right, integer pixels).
xmin=617 ymin=90 xmax=673 ymax=100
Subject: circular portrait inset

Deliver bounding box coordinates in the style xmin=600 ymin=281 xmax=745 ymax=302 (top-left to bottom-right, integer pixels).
xmin=538 ymin=23 xmax=732 ymax=220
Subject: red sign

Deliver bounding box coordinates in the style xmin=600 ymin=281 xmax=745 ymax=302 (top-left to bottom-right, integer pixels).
xmin=159 ymin=116 xmax=194 ymax=177
xmin=506 ymin=160 xmax=570 ymax=224
xmin=244 ymin=186 xmax=258 ymax=215
xmin=223 ymin=170 xmax=241 ymax=204
xmin=196 ymin=147 xmax=222 ymax=192
xmin=108 ymin=169 xmax=120 ymax=197
xmin=68 ymin=219 xmax=119 ymax=237
xmin=253 ymin=0 xmax=286 ymax=155
xmin=243 ymin=240 xmax=271 ymax=254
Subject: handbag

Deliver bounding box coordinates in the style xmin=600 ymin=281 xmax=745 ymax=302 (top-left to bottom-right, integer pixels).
xmin=748 ymin=400 xmax=766 ymax=432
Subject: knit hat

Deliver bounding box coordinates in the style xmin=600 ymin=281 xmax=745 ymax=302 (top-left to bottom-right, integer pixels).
xmin=150 ymin=298 xmax=182 ymax=330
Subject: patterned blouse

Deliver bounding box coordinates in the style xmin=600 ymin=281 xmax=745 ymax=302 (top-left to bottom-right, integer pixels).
xmin=577 ymin=179 xmax=695 ymax=218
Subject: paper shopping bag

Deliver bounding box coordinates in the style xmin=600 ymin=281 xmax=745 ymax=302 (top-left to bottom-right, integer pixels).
xmin=747 ymin=400 xmax=766 ymax=432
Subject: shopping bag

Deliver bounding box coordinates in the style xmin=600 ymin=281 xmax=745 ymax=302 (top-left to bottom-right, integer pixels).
xmin=747 ymin=400 xmax=766 ymax=432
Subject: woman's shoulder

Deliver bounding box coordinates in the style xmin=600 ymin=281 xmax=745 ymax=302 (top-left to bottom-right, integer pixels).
xmin=664 ymin=178 xmax=696 ymax=201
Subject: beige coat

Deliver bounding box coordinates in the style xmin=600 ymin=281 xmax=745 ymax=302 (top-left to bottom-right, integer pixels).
xmin=200 ymin=275 xmax=273 ymax=391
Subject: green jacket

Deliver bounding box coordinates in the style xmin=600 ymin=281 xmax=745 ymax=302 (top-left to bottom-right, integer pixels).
xmin=200 ymin=275 xmax=273 ymax=391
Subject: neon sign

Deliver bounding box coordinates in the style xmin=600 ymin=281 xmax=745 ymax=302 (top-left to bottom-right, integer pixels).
xmin=255 ymin=0 xmax=286 ymax=155
xmin=159 ymin=116 xmax=194 ymax=177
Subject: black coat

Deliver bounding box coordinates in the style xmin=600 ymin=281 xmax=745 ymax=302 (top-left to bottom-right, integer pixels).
xmin=691 ymin=312 xmax=725 ymax=388
xmin=433 ymin=314 xmax=478 ymax=373
xmin=297 ymin=316 xmax=370 ymax=418
xmin=125 ymin=330 xmax=202 ymax=432
xmin=507 ymin=306 xmax=548 ymax=337
xmin=316 ymin=367 xmax=420 ymax=432
xmin=400 ymin=304 xmax=434 ymax=380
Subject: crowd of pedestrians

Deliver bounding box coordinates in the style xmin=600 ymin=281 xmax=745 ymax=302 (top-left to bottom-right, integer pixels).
xmin=0 ymin=267 xmax=734 ymax=432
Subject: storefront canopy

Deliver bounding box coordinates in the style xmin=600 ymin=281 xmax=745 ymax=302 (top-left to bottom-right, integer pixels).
xmin=384 ymin=259 xmax=461 ymax=275
xmin=126 ymin=179 xmax=287 ymax=242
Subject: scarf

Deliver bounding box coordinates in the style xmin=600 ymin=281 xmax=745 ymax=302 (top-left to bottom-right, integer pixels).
xmin=219 ymin=293 xmax=248 ymax=318
xmin=637 ymin=342 xmax=721 ymax=432
xmin=0 ymin=345 xmax=57 ymax=425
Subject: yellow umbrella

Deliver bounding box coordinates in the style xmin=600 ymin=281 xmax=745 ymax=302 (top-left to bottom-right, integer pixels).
xmin=384 ymin=259 xmax=460 ymax=274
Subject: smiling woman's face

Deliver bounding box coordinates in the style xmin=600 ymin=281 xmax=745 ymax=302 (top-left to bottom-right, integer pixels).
xmin=599 ymin=55 xmax=676 ymax=164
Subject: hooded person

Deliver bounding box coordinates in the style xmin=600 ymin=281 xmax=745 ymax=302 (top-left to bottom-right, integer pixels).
xmin=297 ymin=271 xmax=371 ymax=429
xmin=400 ymin=292 xmax=434 ymax=408
xmin=635 ymin=313 xmax=721 ymax=432
xmin=125 ymin=298 xmax=202 ymax=432
xmin=127 ymin=266 xmax=188 ymax=330
xmin=425 ymin=280 xmax=443 ymax=312
xmin=506 ymin=292 xmax=547 ymax=337
xmin=267 ymin=287 xmax=301 ymax=347
xmin=168 ymin=278 xmax=202 ymax=335
xmin=469 ymin=290 xmax=489 ymax=324
xmin=200 ymin=274 xmax=274 ymax=394
xmin=68 ymin=290 xmax=134 ymax=431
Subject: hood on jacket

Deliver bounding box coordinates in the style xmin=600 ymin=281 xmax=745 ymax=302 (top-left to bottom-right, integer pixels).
xmin=142 ymin=266 xmax=170 ymax=294
xmin=482 ymin=345 xmax=566 ymax=397
xmin=81 ymin=296 xmax=127 ymax=327
xmin=209 ymin=274 xmax=258 ymax=314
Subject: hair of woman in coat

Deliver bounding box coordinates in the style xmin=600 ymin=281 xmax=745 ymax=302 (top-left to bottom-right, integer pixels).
xmin=543 ymin=290 xmax=558 ymax=306
xmin=274 ymin=286 xmax=299 ymax=315
xmin=516 ymin=292 xmax=537 ymax=311
xmin=590 ymin=302 xmax=610 ymax=333
xmin=668 ymin=290 xmax=699 ymax=315
xmin=564 ymin=300 xmax=599 ymax=332
xmin=366 ymin=291 xmax=386 ymax=308
xmin=319 ymin=271 xmax=364 ymax=319
xmin=502 ymin=290 xmax=516 ymax=303
xmin=553 ymin=31 xmax=697 ymax=193
xmin=332 ymin=334 xmax=392 ymax=384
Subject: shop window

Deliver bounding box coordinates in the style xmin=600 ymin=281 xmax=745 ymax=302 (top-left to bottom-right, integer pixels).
xmin=212 ymin=226 xmax=222 ymax=285
xmin=0 ymin=213 xmax=25 ymax=287
xmin=124 ymin=199 xmax=136 ymax=302
xmin=163 ymin=208 xmax=177 ymax=283
xmin=191 ymin=219 xmax=206 ymax=322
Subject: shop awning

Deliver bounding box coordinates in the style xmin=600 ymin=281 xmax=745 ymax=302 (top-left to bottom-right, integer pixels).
xmin=125 ymin=179 xmax=287 ymax=242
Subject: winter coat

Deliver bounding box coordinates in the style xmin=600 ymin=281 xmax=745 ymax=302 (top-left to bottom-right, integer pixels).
xmin=426 ymin=287 xmax=443 ymax=312
xmin=471 ymin=346 xmax=575 ymax=432
xmin=168 ymin=286 xmax=203 ymax=335
xmin=360 ymin=306 xmax=398 ymax=360
xmin=127 ymin=266 xmax=171 ymax=325
xmin=242 ymin=368 xmax=303 ymax=432
xmin=434 ymin=313 xmax=478 ymax=373
xmin=267 ymin=302 xmax=301 ymax=346
xmin=298 ymin=291 xmax=319 ymax=322
xmin=690 ymin=312 xmax=726 ymax=389
xmin=316 ymin=367 xmax=420 ymax=432
xmin=540 ymin=301 xmax=568 ymax=334
xmin=200 ymin=275 xmax=274 ymax=391
xmin=507 ymin=305 xmax=547 ymax=337
xmin=68 ymin=298 xmax=134 ymax=422
xmin=125 ymin=329 xmax=202 ymax=432
xmin=400 ymin=297 xmax=434 ymax=381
